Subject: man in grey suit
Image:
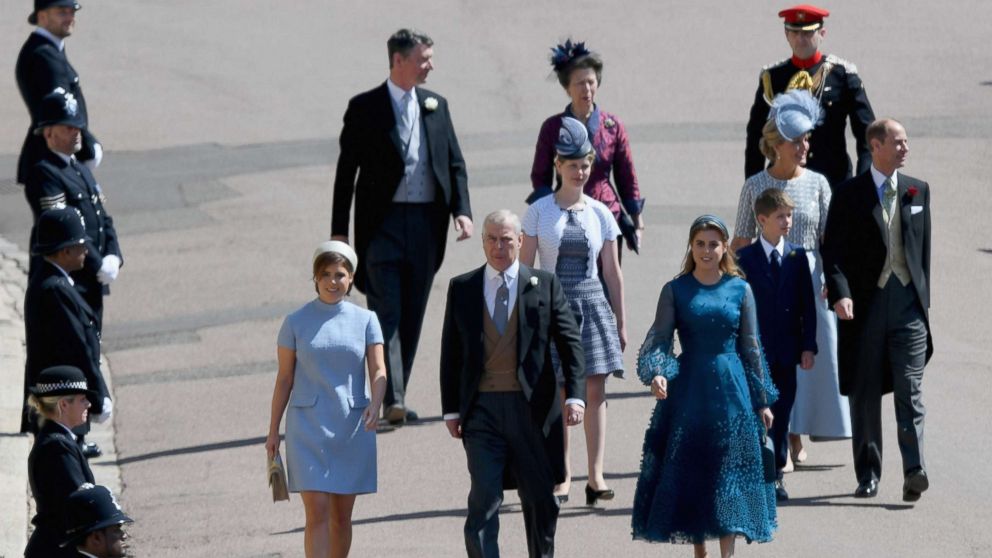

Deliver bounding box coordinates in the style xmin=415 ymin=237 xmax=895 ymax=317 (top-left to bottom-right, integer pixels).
xmin=441 ymin=210 xmax=585 ymax=557
xmin=824 ymin=118 xmax=933 ymax=502
xmin=332 ymin=28 xmax=473 ymax=425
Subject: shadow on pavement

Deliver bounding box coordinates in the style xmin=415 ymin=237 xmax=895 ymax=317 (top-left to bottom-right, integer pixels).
xmin=780 ymin=493 xmax=915 ymax=511
xmin=272 ymin=505 xmax=634 ymax=534
xmin=115 ymin=435 xmax=273 ymax=465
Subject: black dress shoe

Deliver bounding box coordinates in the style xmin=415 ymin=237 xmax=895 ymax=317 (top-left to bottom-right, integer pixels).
xmin=585 ymin=484 xmax=615 ymax=505
xmin=854 ymin=479 xmax=878 ymax=498
xmin=80 ymin=442 xmax=102 ymax=459
xmin=774 ymin=479 xmax=790 ymax=502
xmin=404 ymin=408 xmax=419 ymax=423
xmin=903 ymin=469 xmax=929 ymax=502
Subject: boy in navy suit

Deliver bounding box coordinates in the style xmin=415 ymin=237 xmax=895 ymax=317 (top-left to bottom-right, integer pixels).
xmin=737 ymin=188 xmax=817 ymax=501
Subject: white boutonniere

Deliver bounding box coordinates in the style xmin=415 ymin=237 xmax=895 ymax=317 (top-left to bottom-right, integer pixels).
xmin=529 ymin=276 xmax=539 ymax=287
xmin=424 ymin=97 xmax=439 ymax=111
xmin=604 ymin=117 xmax=616 ymax=128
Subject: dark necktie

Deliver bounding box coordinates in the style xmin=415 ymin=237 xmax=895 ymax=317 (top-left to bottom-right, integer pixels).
xmin=494 ymin=273 xmax=509 ymax=335
xmin=770 ymin=249 xmax=782 ymax=285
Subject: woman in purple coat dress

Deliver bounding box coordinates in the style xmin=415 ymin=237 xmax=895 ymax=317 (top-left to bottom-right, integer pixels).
xmin=529 ymin=40 xmax=645 ymax=260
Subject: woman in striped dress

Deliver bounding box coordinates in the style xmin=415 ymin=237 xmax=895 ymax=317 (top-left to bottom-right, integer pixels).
xmin=521 ymin=116 xmax=626 ymax=506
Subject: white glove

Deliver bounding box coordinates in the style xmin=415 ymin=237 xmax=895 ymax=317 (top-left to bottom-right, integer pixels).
xmin=93 ymin=396 xmax=113 ymax=424
xmin=97 ymin=254 xmax=121 ymax=285
xmin=84 ymin=142 xmax=103 ymax=170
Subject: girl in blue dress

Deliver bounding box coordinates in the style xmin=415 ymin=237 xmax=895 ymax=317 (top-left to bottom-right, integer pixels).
xmin=266 ymin=241 xmax=387 ymax=558
xmin=632 ymin=215 xmax=777 ymax=558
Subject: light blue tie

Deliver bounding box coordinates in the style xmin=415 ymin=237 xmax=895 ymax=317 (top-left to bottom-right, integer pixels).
xmin=399 ymin=92 xmax=415 ymax=149
xmin=494 ymin=273 xmax=509 ymax=335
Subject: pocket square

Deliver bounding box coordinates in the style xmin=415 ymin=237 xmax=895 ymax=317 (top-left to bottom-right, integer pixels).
xmin=911 ymin=206 xmax=924 ymax=215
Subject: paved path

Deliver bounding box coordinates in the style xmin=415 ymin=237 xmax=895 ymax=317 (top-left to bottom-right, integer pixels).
xmin=2 ymin=1 xmax=992 ymax=556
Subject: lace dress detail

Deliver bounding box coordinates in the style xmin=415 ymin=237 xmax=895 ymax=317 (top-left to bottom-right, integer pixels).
xmin=733 ymin=169 xmax=831 ymax=250
xmin=550 ymin=210 xmax=624 ymax=377
xmin=632 ymin=274 xmax=777 ymax=544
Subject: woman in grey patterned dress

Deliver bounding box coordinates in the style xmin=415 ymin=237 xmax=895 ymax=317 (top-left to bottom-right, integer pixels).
xmin=732 ymin=95 xmax=852 ymax=468
xmin=521 ymin=117 xmax=626 ymax=505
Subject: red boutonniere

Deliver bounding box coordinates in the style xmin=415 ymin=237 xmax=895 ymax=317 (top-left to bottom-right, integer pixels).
xmin=907 ymin=186 xmax=919 ymax=197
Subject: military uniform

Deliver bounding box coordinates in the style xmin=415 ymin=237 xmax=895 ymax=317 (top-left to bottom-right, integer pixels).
xmin=25 ymin=150 xmax=122 ymax=325
xmin=15 ymin=30 xmax=99 ymax=184
xmin=22 ymin=259 xmax=108 ymax=433
xmin=746 ymin=53 xmax=874 ymax=188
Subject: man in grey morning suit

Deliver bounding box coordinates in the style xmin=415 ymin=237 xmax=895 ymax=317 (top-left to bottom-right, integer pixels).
xmin=332 ymin=28 xmax=473 ymax=425
xmin=823 ymin=119 xmax=933 ymax=502
xmin=441 ymin=210 xmax=585 ymax=558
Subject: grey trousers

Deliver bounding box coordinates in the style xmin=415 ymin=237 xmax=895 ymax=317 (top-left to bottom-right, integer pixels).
xmin=850 ymin=276 xmax=928 ymax=484
xmin=364 ymin=203 xmax=439 ymax=408
xmin=462 ymin=392 xmax=559 ymax=558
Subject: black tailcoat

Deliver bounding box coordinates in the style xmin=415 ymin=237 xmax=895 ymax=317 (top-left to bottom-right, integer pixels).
xmin=25 ymin=420 xmax=95 ymax=558
xmin=440 ymin=264 xmax=585 ymax=485
xmin=822 ymin=171 xmax=933 ymax=395
xmin=24 ymin=150 xmax=123 ymax=316
xmin=746 ymin=55 xmax=875 ymax=188
xmin=15 ymin=32 xmax=99 ymax=184
xmin=22 ymin=261 xmax=109 ymax=433
xmin=331 ymin=82 xmax=472 ymax=292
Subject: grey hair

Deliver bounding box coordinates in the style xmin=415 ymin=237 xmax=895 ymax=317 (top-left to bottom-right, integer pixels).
xmin=483 ymin=209 xmax=522 ymax=235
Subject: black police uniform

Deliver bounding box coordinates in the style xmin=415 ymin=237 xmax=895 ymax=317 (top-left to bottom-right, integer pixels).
xmin=26 ymin=420 xmax=95 ymax=558
xmin=745 ymin=54 xmax=875 ymax=188
xmin=25 ymin=150 xmax=122 ymax=326
xmin=15 ymin=31 xmax=99 ymax=184
xmin=21 ymin=260 xmax=108 ymax=433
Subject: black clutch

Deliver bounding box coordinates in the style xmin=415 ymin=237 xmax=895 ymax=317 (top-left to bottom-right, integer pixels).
xmin=761 ymin=430 xmax=777 ymax=483
xmin=616 ymin=211 xmax=640 ymax=254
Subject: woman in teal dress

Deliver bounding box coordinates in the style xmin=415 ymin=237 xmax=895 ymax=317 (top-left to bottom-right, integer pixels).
xmin=632 ymin=215 xmax=777 ymax=558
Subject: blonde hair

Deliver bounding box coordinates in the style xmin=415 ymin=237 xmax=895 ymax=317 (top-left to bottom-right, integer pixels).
xmin=758 ymin=119 xmax=785 ymax=162
xmin=27 ymin=394 xmax=69 ymax=426
xmin=678 ymin=220 xmax=744 ymax=278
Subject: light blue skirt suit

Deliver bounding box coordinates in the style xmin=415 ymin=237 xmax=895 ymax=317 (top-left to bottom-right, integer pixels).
xmin=278 ymin=299 xmax=383 ymax=494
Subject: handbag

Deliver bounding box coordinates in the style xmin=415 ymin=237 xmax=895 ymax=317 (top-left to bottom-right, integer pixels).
xmin=761 ymin=430 xmax=777 ymax=483
xmin=268 ymin=452 xmax=290 ymax=502
xmin=604 ymin=178 xmax=641 ymax=254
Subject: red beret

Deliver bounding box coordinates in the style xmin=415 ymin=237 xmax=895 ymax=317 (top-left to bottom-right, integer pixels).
xmin=779 ymin=4 xmax=830 ymax=31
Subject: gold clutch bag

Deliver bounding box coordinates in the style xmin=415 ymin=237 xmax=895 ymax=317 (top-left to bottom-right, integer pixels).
xmin=268 ymin=452 xmax=290 ymax=502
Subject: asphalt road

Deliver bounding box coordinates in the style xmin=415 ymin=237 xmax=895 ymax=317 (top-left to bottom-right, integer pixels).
xmin=2 ymin=1 xmax=991 ymax=556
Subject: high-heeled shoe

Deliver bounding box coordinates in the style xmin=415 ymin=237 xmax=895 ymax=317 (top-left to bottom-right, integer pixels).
xmin=585 ymin=484 xmax=615 ymax=505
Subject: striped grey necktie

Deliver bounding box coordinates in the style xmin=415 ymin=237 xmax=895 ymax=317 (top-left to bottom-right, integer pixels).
xmin=494 ymin=272 xmax=509 ymax=335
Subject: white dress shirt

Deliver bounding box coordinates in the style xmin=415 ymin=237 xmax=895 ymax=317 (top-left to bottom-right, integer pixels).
xmin=759 ymin=235 xmax=786 ymax=263
xmin=484 ymin=259 xmax=519 ymax=319
xmin=870 ymin=164 xmax=898 ymax=204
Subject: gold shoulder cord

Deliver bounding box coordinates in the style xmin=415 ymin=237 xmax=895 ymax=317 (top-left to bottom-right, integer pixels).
xmin=761 ymin=70 xmax=775 ymax=105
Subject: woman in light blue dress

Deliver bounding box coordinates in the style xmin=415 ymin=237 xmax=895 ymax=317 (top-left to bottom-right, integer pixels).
xmin=266 ymin=241 xmax=386 ymax=558
xmin=732 ymin=90 xmax=851 ymax=468
xmin=633 ymin=215 xmax=777 ymax=558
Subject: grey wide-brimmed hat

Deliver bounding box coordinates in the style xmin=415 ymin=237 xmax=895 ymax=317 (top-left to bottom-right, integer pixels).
xmin=768 ymin=89 xmax=823 ymax=142
xmin=312 ymin=240 xmax=358 ymax=271
xmin=28 ymin=0 xmax=80 ymax=26
xmin=555 ymin=116 xmax=593 ymax=159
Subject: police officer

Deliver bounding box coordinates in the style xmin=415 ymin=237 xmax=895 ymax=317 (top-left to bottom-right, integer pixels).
xmin=25 ymin=366 xmax=97 ymax=558
xmin=61 ymin=485 xmax=134 ymax=558
xmin=25 ymin=88 xmax=122 ymax=331
xmin=16 ymin=0 xmax=102 ymax=185
xmin=745 ymin=4 xmax=875 ymax=188
xmin=22 ymin=207 xmax=112 ymax=460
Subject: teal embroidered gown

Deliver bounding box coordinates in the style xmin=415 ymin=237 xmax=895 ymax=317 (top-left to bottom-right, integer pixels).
xmin=632 ymin=274 xmax=778 ymax=544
